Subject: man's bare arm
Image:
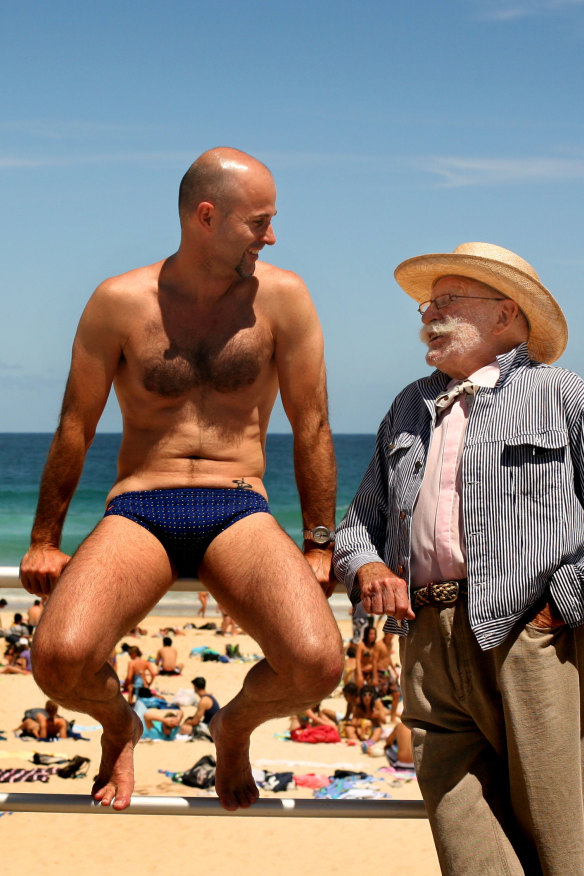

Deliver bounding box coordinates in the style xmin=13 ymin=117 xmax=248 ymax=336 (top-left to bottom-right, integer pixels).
xmin=189 ymin=697 xmax=210 ymax=726
xmin=274 ymin=274 xmax=337 ymax=593
xmin=20 ymin=284 xmax=124 ymax=596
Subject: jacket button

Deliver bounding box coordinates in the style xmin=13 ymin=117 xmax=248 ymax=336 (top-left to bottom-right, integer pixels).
xmin=397 ymin=565 xmax=404 ymax=575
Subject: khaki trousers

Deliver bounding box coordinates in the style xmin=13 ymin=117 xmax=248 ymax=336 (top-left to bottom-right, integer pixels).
xmin=400 ymin=599 xmax=584 ymax=876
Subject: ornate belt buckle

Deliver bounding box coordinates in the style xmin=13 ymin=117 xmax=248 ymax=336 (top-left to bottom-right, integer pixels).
xmin=441 ymin=580 xmax=460 ymax=605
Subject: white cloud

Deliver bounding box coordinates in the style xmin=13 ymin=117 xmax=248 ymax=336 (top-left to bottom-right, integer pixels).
xmin=0 ymin=149 xmax=375 ymax=172
xmin=0 ymin=120 xmax=157 ymax=141
xmin=0 ymin=157 xmax=46 ymax=168
xmin=476 ymin=0 xmax=584 ymax=21
xmin=3 ymin=147 xmax=584 ymax=190
xmin=0 ymin=151 xmax=192 ymax=169
xmin=421 ymin=155 xmax=584 ymax=186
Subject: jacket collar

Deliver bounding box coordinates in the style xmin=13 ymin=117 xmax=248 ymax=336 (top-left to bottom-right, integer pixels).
xmin=417 ymin=343 xmax=533 ymax=413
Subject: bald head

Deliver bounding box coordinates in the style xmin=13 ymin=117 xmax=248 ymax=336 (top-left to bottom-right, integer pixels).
xmin=178 ymin=147 xmax=273 ymax=222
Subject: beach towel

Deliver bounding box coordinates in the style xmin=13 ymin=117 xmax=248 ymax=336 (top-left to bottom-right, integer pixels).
xmin=293 ymin=773 xmax=330 ymax=789
xmin=0 ymin=767 xmax=57 ymax=783
xmin=32 ymin=752 xmax=69 ymax=765
xmin=314 ymin=776 xmax=389 ymax=800
xmin=290 ymin=726 xmax=341 ymax=744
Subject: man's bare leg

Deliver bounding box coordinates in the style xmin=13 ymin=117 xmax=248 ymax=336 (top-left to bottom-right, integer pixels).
xmin=31 ymin=516 xmax=174 ymax=809
xmin=199 ymin=512 xmax=344 ymax=811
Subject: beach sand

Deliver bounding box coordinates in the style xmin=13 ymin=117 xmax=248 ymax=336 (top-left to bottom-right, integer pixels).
xmin=0 ymin=614 xmax=440 ymax=875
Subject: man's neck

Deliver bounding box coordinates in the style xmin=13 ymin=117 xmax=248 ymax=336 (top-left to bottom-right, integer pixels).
xmin=162 ymin=249 xmax=240 ymax=302
xmin=442 ymin=341 xmax=520 ymax=380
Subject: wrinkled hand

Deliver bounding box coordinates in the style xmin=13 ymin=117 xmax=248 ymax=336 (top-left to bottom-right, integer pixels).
xmin=357 ymin=561 xmax=415 ymax=621
xmin=19 ymin=545 xmax=71 ymax=596
xmin=304 ymin=548 xmax=337 ymax=598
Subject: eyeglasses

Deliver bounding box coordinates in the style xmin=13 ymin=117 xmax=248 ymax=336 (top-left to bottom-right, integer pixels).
xmin=418 ymin=293 xmax=505 ymax=315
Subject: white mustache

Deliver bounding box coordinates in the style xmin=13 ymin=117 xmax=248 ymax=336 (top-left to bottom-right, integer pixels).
xmin=419 ymin=314 xmax=462 ymax=344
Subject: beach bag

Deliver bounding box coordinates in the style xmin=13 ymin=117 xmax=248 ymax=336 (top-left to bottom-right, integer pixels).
xmin=56 ymin=755 xmax=90 ymax=779
xmin=171 ymin=688 xmax=197 ymax=707
xmin=261 ymin=771 xmax=295 ymax=792
xmin=180 ymin=755 xmax=216 ymax=789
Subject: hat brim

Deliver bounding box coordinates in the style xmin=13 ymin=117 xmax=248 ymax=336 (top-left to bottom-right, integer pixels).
xmin=394 ymin=252 xmax=568 ymax=364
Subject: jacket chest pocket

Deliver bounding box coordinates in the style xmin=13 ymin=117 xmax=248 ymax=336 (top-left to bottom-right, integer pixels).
xmin=502 ymin=430 xmax=568 ymax=500
xmin=388 ymin=434 xmax=420 ymax=497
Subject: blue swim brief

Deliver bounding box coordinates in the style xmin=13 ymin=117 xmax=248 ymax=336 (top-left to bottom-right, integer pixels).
xmin=104 ymin=487 xmax=270 ymax=577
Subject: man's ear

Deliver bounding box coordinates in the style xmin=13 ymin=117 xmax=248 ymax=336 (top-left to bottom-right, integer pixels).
xmin=196 ymin=201 xmax=216 ymax=230
xmin=494 ymin=299 xmax=519 ymax=333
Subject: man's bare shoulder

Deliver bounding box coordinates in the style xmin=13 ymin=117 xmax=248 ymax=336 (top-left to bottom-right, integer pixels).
xmin=255 ymin=261 xmax=315 ymax=328
xmin=93 ymin=260 xmax=165 ymax=303
xmin=255 ymin=260 xmax=309 ymax=295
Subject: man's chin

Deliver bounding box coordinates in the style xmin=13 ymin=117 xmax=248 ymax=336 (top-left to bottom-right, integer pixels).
xmin=425 ymin=347 xmax=442 ymax=367
xmin=424 ymin=334 xmax=453 ymax=366
xmin=236 ymin=264 xmax=256 ymax=280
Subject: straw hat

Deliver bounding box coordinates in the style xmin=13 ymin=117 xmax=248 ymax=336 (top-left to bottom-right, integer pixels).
xmin=394 ymin=242 xmax=568 ymax=364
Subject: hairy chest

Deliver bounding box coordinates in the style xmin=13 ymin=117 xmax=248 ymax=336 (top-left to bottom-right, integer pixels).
xmin=135 ymin=315 xmax=274 ymax=397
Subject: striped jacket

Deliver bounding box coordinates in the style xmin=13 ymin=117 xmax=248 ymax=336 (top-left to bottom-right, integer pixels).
xmin=333 ymin=344 xmax=584 ymax=650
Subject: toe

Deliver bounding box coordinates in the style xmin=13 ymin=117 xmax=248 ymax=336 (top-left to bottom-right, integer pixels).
xmin=219 ymin=793 xmax=239 ymax=811
xmin=97 ymin=785 xmax=116 ymax=806
xmin=112 ymin=792 xmax=132 ymax=810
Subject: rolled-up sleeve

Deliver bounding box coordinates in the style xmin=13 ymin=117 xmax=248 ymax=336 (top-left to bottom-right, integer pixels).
xmin=334 ymin=415 xmax=391 ymax=604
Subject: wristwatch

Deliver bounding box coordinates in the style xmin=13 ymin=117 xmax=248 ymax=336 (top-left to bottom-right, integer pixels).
xmin=303 ymin=525 xmax=335 ymax=546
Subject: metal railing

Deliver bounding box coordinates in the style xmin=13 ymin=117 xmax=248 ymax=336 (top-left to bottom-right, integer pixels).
xmin=0 ymin=793 xmax=426 ymax=818
xmin=0 ymin=566 xmax=424 ymax=820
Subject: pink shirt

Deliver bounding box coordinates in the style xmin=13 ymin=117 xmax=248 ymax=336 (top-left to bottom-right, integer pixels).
xmin=410 ymin=361 xmax=500 ymax=588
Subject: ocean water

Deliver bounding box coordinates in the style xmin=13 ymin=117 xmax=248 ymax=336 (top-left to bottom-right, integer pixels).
xmin=0 ymin=433 xmax=374 ymax=614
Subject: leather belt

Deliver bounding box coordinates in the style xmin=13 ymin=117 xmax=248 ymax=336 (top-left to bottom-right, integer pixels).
xmin=411 ymin=579 xmax=468 ymax=611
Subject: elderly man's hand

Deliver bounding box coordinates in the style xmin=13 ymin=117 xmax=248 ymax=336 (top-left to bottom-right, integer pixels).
xmin=357 ymin=562 xmax=415 ymax=620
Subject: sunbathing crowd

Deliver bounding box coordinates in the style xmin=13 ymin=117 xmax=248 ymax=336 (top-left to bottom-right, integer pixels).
xmin=289 ymin=618 xmax=413 ymax=768
xmin=0 ymin=602 xmax=44 ymax=675
xmin=3 ymin=598 xmax=412 ymax=773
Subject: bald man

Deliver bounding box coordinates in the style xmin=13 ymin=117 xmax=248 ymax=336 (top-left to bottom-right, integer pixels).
xmin=20 ymin=148 xmax=343 ymax=812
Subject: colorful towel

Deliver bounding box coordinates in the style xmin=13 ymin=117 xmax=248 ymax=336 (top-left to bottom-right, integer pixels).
xmin=290 ymin=726 xmax=341 ymax=744
xmin=293 ymin=773 xmax=330 ymax=789
xmin=0 ymin=766 xmax=58 ymax=783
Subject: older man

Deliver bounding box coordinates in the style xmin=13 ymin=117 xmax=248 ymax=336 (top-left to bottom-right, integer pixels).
xmin=20 ymin=147 xmax=343 ymax=813
xmin=334 ymin=242 xmax=584 ymax=875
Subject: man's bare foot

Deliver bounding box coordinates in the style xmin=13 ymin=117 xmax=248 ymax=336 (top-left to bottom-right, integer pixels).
xmin=92 ymin=710 xmax=143 ymax=810
xmin=210 ymin=707 xmax=259 ymax=811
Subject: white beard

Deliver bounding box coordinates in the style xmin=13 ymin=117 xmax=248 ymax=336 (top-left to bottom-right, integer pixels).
xmin=420 ymin=312 xmax=494 ymax=369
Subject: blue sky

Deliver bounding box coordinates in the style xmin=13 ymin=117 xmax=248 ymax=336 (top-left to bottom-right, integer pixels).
xmin=2 ymin=0 xmax=583 ymax=433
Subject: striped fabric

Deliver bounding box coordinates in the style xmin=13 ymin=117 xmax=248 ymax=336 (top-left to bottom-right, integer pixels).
xmin=333 ymin=344 xmax=584 ymax=650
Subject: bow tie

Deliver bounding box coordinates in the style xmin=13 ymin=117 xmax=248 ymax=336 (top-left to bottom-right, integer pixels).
xmin=435 ymin=379 xmax=478 ymax=412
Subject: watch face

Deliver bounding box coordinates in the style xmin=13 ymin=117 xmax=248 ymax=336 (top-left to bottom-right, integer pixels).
xmin=312 ymin=526 xmax=332 ymax=544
